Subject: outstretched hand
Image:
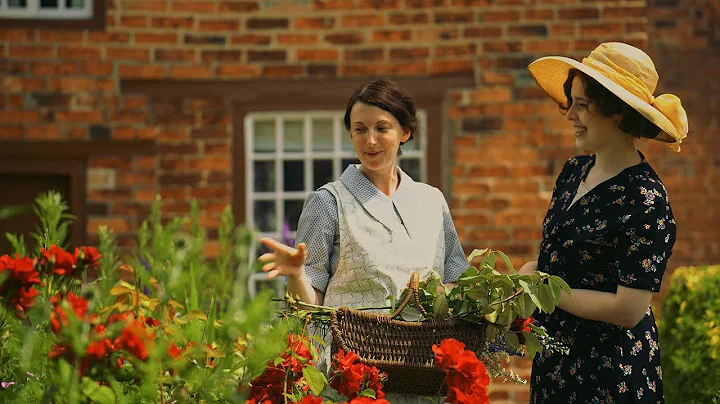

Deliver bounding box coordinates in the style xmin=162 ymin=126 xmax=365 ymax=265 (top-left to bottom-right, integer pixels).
xmin=258 ymin=238 xmax=307 ymax=279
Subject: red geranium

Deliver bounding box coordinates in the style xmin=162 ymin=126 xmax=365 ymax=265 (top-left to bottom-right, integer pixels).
xmin=50 ymin=292 xmax=90 ymax=333
xmin=76 ymin=246 xmax=101 ymax=270
xmin=40 ymin=245 xmax=78 ymax=276
xmin=293 ymin=396 xmax=323 ymax=404
xmin=345 ymin=398 xmax=391 ymax=404
xmin=329 ymin=349 xmax=387 ymax=400
xmin=114 ymin=318 xmax=154 ymax=361
xmin=0 ymin=254 xmax=41 ymax=317
xmin=432 ymin=338 xmax=490 ymax=404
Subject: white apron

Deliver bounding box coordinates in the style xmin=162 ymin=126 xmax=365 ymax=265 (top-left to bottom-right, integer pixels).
xmin=316 ymin=172 xmax=447 ymax=403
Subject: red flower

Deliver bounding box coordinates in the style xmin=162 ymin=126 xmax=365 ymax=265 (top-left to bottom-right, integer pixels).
xmin=14 ymin=286 xmax=39 ymax=317
xmin=0 ymin=254 xmax=40 ymax=286
xmin=48 ymin=344 xmax=67 ymax=359
xmin=77 ymin=246 xmax=101 ymax=270
xmin=41 ymin=245 xmax=78 ymax=276
xmin=293 ymin=396 xmax=323 ymax=404
xmin=511 ymin=316 xmax=533 ymax=333
xmin=144 ymin=316 xmax=160 ymax=327
xmin=345 ymin=398 xmax=391 ymax=404
xmin=114 ymin=319 xmax=153 ymax=361
xmin=50 ymin=292 xmax=90 ymax=333
xmin=85 ymin=339 xmax=113 ymax=361
xmin=433 ymin=339 xmax=490 ymax=404
xmin=107 ymin=311 xmax=131 ymax=325
xmin=168 ymin=342 xmax=184 ymax=359
xmin=329 ymin=350 xmax=368 ymax=399
xmin=283 ymin=334 xmax=313 ymax=372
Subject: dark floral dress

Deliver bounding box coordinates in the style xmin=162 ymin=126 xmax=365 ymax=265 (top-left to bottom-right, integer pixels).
xmin=530 ymin=153 xmax=676 ymax=404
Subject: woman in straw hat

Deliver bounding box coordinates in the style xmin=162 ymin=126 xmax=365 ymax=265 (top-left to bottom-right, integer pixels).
xmin=518 ymin=42 xmax=688 ymax=403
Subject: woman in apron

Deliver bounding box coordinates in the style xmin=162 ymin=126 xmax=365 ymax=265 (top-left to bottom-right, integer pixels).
xmin=259 ymin=78 xmax=470 ymax=403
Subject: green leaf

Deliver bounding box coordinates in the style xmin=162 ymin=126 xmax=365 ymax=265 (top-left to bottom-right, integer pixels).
xmin=81 ymin=377 xmax=117 ymax=404
xmin=550 ymin=275 xmax=572 ymax=296
xmin=433 ymin=293 xmax=449 ymax=319
xmin=302 ymin=365 xmax=327 ymax=396
xmin=536 ymin=285 xmax=556 ymax=314
xmin=361 ymin=388 xmax=377 ymax=398
xmin=466 ymin=248 xmax=488 ymax=262
xmin=504 ymin=331 xmax=521 ymax=352
xmin=523 ymin=331 xmax=543 ymax=360
xmin=548 ymin=278 xmax=562 ymax=301
xmin=485 ymin=324 xmax=501 ymax=341
xmin=486 ymin=253 xmax=496 ymax=269
xmin=521 ymin=294 xmax=537 ymax=318
xmin=400 ymin=306 xmax=423 ymax=322
xmin=495 ymin=250 xmax=515 ymax=273
xmin=465 ymin=288 xmax=486 ymax=301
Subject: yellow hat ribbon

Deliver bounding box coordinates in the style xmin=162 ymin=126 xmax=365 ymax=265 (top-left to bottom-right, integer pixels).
xmin=581 ymin=56 xmax=688 ymax=152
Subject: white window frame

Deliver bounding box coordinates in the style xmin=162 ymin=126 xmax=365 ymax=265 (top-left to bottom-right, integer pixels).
xmin=244 ymin=109 xmax=427 ymax=242
xmin=0 ymin=0 xmax=93 ymax=19
xmin=245 ymin=109 xmax=427 ymax=298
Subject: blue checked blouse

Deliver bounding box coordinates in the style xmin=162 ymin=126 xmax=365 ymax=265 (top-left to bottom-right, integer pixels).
xmin=295 ymin=165 xmax=469 ymax=293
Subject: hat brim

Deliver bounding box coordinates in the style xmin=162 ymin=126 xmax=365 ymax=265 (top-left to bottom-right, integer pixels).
xmin=528 ymin=56 xmax=678 ymax=144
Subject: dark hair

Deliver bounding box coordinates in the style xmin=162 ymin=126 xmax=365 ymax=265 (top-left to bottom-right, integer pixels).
xmin=343 ymin=78 xmax=418 ymax=155
xmin=562 ymin=69 xmax=661 ymax=139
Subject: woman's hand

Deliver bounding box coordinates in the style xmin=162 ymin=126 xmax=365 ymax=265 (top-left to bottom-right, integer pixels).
xmin=518 ymin=261 xmax=538 ymax=275
xmin=258 ymin=238 xmax=307 ymax=280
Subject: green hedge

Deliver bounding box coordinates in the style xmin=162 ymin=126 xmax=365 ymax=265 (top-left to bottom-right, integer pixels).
xmin=661 ymin=265 xmax=720 ymax=404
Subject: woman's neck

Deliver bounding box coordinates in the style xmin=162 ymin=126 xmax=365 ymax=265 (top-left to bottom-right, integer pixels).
xmin=359 ymin=165 xmax=399 ymax=197
xmin=591 ymin=138 xmax=641 ymax=182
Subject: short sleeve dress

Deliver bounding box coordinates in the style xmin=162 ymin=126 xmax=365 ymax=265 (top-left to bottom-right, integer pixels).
xmin=530 ymin=153 xmax=676 ymax=404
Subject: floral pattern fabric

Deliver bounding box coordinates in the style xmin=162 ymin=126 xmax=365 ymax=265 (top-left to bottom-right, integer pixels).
xmin=531 ymin=153 xmax=676 ymax=404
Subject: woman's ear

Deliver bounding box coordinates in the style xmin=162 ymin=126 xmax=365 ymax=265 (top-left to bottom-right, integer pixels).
xmin=401 ymin=128 xmax=411 ymax=143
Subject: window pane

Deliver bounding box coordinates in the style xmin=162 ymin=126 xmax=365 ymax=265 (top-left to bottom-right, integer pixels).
xmin=313 ymin=160 xmax=333 ymax=190
xmin=253 ymin=161 xmax=275 ymax=192
xmin=402 ymin=137 xmax=419 ymax=151
xmin=341 ymin=158 xmax=360 ymax=172
xmin=283 ymin=119 xmax=304 ymax=152
xmin=284 ymin=199 xmax=305 ymax=232
xmin=40 ymin=0 xmax=58 ymax=8
xmin=312 ymin=118 xmax=333 ymax=151
xmin=66 ymin=0 xmax=85 ymax=8
xmin=254 ymin=201 xmax=276 ymax=232
xmin=399 ymin=158 xmax=421 ymax=181
xmin=253 ymin=120 xmax=275 ymax=153
xmin=283 ymin=161 xmax=304 ymax=192
xmin=8 ymin=0 xmax=27 ymax=7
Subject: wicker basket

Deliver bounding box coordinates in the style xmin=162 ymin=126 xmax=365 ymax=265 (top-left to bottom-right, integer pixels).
xmin=329 ymin=273 xmax=487 ymax=396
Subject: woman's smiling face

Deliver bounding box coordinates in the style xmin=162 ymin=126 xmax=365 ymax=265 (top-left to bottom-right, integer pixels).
xmin=565 ymin=75 xmax=624 ymax=152
xmin=349 ymin=102 xmax=411 ymax=173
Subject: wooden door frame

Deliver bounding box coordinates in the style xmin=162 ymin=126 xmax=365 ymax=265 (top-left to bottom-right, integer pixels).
xmin=0 ymin=157 xmax=86 ymax=248
xmin=122 ymin=75 xmax=475 ymax=223
xmin=0 ymin=140 xmax=155 ymax=248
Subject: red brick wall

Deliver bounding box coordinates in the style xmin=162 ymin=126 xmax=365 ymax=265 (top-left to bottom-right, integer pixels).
xmin=1 ymin=0 xmax=718 ymax=402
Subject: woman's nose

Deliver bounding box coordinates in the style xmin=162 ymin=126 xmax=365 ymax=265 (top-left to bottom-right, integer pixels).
xmin=565 ymin=104 xmax=578 ymax=121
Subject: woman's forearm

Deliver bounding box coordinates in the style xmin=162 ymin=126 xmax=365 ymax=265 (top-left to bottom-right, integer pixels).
xmin=286 ymin=271 xmax=323 ymax=305
xmin=557 ymin=287 xmax=650 ymax=329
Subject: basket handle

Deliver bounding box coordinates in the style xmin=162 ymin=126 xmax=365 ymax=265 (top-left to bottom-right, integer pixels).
xmin=389 ymin=271 xmax=429 ymax=320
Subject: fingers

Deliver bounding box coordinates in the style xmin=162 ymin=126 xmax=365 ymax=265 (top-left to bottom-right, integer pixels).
xmin=296 ymin=242 xmax=307 ymax=258
xmin=261 ymin=262 xmax=276 ymax=272
xmin=258 ymin=253 xmax=276 ymax=262
xmin=261 ymin=237 xmax=296 ymax=255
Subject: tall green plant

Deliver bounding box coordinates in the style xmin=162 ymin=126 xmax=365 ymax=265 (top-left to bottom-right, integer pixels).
xmin=0 ymin=192 xmax=289 ymax=403
xmin=661 ymin=265 xmax=720 ymax=404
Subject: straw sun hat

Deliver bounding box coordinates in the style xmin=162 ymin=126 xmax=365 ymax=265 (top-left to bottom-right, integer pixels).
xmin=528 ymin=42 xmax=688 ymax=152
